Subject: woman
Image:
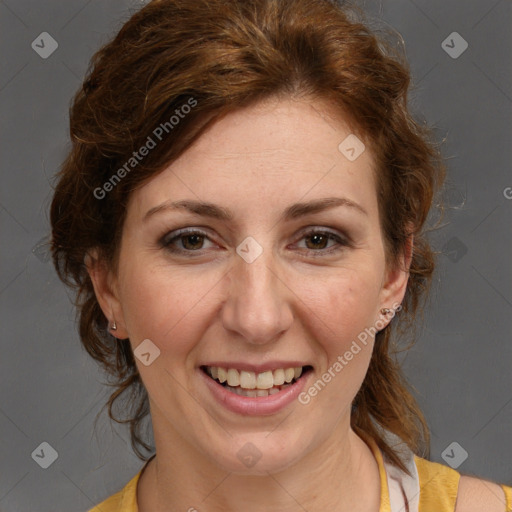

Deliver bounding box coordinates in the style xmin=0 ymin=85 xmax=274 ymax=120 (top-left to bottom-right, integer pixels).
xmin=50 ymin=0 xmax=512 ymax=510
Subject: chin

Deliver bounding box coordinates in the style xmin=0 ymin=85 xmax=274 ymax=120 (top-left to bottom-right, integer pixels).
xmin=203 ymin=431 xmax=310 ymax=476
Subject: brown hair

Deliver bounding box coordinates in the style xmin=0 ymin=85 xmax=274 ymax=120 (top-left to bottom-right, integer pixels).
xmin=50 ymin=0 xmax=445 ymax=471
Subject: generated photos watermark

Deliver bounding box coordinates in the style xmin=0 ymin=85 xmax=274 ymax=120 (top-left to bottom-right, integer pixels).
xmin=298 ymin=302 xmax=402 ymax=405
xmin=93 ymin=97 xmax=197 ymax=200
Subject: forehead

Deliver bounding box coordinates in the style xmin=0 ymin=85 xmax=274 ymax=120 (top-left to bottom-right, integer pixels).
xmin=127 ymin=96 xmax=378 ymax=224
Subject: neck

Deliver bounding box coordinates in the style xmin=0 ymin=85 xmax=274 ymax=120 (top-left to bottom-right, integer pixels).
xmin=138 ymin=412 xmax=381 ymax=512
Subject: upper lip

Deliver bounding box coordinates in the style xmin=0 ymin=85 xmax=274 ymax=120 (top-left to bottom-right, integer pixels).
xmin=200 ymin=362 xmax=311 ymax=373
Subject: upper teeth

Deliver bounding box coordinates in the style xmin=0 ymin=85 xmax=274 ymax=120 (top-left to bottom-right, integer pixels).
xmin=206 ymin=366 xmax=303 ymax=390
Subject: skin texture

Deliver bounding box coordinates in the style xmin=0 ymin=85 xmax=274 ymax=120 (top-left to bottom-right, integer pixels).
xmin=87 ymin=96 xmax=414 ymax=511
xmin=455 ymin=476 xmax=508 ymax=512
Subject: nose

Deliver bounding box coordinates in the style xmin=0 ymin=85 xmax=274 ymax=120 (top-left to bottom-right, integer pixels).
xmin=221 ymin=245 xmax=294 ymax=345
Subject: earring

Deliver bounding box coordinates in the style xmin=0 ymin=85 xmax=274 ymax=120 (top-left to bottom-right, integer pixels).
xmin=380 ymin=308 xmax=392 ymax=315
xmin=109 ymin=320 xmax=117 ymax=331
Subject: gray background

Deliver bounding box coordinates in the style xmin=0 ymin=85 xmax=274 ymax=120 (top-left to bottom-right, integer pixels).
xmin=1 ymin=0 xmax=511 ymax=510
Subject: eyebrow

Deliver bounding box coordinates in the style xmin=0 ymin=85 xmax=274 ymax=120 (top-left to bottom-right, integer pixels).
xmin=143 ymin=196 xmax=368 ymax=223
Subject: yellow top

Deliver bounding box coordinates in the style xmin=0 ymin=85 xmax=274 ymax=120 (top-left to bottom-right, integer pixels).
xmin=89 ymin=440 xmax=512 ymax=512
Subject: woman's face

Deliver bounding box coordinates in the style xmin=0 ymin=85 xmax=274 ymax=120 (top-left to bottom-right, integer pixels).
xmin=93 ymin=96 xmax=409 ymax=474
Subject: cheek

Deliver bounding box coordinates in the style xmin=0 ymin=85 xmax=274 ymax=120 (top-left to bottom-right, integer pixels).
xmin=298 ymin=268 xmax=381 ymax=408
xmin=305 ymin=267 xmax=382 ymax=350
xmin=302 ymin=294 xmax=373 ymax=407
xmin=118 ymin=263 xmax=218 ymax=357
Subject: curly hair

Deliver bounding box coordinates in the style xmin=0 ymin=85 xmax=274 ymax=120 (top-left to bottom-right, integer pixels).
xmin=50 ymin=0 xmax=445 ymax=472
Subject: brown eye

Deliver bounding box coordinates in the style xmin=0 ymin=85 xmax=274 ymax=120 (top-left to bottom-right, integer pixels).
xmin=161 ymin=229 xmax=215 ymax=254
xmin=179 ymin=233 xmax=206 ymax=250
xmin=304 ymin=232 xmax=330 ymax=250
xmin=160 ymin=227 xmax=349 ymax=258
xmin=295 ymin=229 xmax=349 ymax=256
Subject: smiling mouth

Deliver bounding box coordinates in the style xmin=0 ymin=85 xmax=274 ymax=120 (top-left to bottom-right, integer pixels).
xmin=201 ymin=365 xmax=313 ymax=397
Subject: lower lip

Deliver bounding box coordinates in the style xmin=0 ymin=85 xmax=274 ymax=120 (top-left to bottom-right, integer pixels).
xmin=199 ymin=368 xmax=310 ymax=416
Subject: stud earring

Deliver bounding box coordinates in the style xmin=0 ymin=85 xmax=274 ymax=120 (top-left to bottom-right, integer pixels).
xmin=109 ymin=320 xmax=117 ymax=331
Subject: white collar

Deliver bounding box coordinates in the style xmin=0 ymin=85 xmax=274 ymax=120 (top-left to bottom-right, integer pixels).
xmin=380 ymin=430 xmax=421 ymax=512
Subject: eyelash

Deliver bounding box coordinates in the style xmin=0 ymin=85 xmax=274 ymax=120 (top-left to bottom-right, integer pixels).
xmin=159 ymin=227 xmax=350 ymax=257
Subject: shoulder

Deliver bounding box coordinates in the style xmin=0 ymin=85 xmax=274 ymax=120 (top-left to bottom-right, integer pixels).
xmin=414 ymin=455 xmax=460 ymax=510
xmin=454 ymin=475 xmax=511 ymax=512
xmin=414 ymin=456 xmax=511 ymax=512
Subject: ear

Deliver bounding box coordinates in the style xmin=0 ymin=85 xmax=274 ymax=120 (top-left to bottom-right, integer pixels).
xmin=378 ymin=232 xmax=414 ymax=320
xmin=84 ymin=248 xmax=129 ymax=339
